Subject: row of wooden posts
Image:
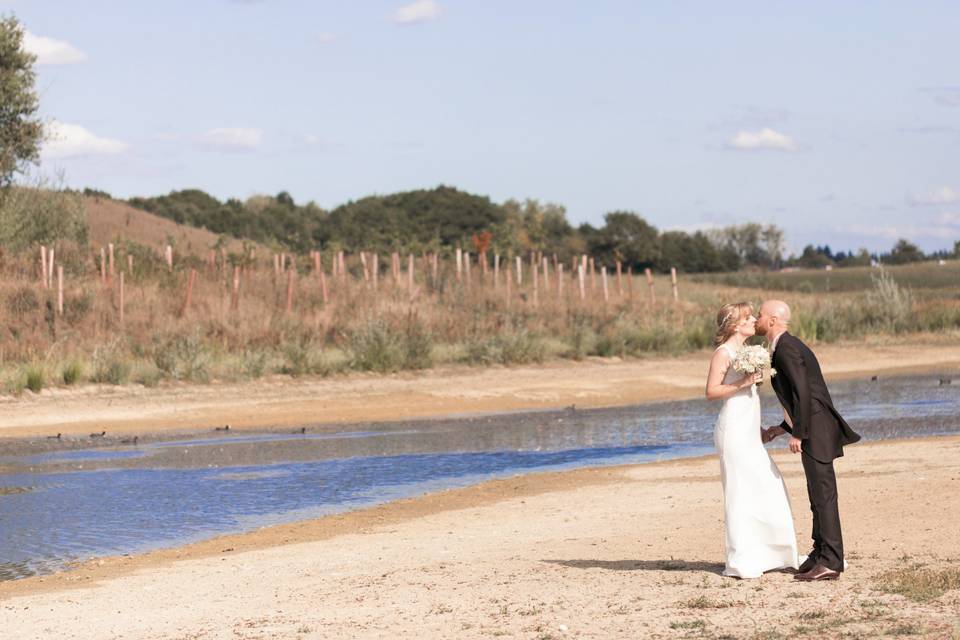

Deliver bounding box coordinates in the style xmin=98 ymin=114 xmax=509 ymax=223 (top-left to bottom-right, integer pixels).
xmin=34 ymin=244 xmax=681 ymax=322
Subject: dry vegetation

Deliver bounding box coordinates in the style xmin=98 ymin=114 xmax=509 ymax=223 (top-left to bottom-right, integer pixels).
xmin=1 ymin=238 xmax=959 ymax=395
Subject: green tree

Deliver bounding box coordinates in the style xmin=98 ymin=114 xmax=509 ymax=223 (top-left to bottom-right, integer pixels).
xmin=1 ymin=16 xmax=42 ymax=188
xmin=886 ymin=238 xmax=924 ymax=265
xmin=590 ymin=211 xmax=659 ymax=269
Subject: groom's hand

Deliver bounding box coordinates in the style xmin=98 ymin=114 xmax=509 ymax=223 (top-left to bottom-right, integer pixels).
xmin=788 ymin=437 xmax=803 ymax=454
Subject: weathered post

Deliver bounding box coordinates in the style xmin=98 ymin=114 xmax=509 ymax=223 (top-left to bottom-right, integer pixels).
xmin=671 ymin=267 xmax=679 ymax=302
xmin=645 ymin=267 xmax=656 ymax=305
xmin=57 ymin=265 xmax=64 ymax=316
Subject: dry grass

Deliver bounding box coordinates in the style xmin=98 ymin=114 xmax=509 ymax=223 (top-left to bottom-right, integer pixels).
xmin=875 ymin=563 xmax=960 ymax=602
xmin=1 ymin=246 xmax=959 ymax=395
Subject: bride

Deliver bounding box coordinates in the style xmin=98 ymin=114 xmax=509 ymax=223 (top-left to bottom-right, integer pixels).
xmin=706 ymin=302 xmax=798 ymax=578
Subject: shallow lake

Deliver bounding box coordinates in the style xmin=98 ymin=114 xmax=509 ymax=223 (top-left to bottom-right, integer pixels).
xmin=0 ymin=373 xmax=956 ymax=581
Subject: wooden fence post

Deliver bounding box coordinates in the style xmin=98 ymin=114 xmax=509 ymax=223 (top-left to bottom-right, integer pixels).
xmin=515 ymin=256 xmax=522 ymax=285
xmin=285 ymin=269 xmax=295 ymax=313
xmin=40 ymin=245 xmax=48 ymax=289
xmin=542 ymin=256 xmax=550 ymax=294
xmin=181 ymin=268 xmax=197 ymax=316
xmin=165 ymin=245 xmax=173 ymax=271
xmin=577 ymin=263 xmax=586 ymax=302
xmin=557 ymin=264 xmax=564 ymax=298
xmin=645 ymin=267 xmax=656 ymax=304
xmin=493 ymin=254 xmax=500 ymax=289
xmin=601 ymin=266 xmax=609 ymax=304
xmin=455 ymin=248 xmax=463 ymax=281
xmin=532 ymin=256 xmax=539 ymax=305
xmin=671 ymin=267 xmax=679 ymax=302
xmin=407 ymin=254 xmax=415 ymax=293
xmin=100 ymin=247 xmax=107 ymax=285
xmin=231 ymin=266 xmax=241 ymax=311
xmin=616 ymin=261 xmax=623 ymax=297
xmin=47 ymin=248 xmax=55 ymax=289
xmin=506 ymin=262 xmax=512 ymax=307
xmin=119 ymin=271 xmax=125 ymax=324
xmin=127 ymin=254 xmax=134 ymax=274
xmin=57 ymin=265 xmax=64 ymax=316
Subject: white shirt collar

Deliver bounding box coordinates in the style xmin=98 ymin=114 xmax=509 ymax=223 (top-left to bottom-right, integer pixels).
xmin=770 ymin=331 xmax=785 ymax=353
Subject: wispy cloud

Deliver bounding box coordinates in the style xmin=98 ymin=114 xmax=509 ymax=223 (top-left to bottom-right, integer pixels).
xmin=23 ymin=31 xmax=86 ymax=65
xmin=725 ymin=128 xmax=798 ymax=152
xmin=393 ymin=0 xmax=442 ymax=25
xmin=42 ymin=121 xmax=127 ymax=158
xmin=920 ymin=86 xmax=960 ymax=107
xmin=908 ymin=186 xmax=958 ymax=206
xmin=198 ymin=128 xmax=264 ymax=151
xmin=834 ymin=222 xmax=959 ymax=242
xmin=935 ymin=211 xmax=960 ymax=226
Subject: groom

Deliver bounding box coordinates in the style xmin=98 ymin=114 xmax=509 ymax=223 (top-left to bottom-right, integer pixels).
xmin=755 ymin=300 xmax=861 ymax=582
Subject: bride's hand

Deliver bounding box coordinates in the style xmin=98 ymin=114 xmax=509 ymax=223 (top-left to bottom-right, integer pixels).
xmin=739 ymin=372 xmax=762 ymax=388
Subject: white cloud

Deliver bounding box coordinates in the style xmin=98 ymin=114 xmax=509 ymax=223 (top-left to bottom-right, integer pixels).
xmin=834 ymin=222 xmax=959 ymax=242
xmin=198 ymin=128 xmax=264 ymax=151
xmin=42 ymin=121 xmax=128 ymax=158
xmin=935 ymin=212 xmax=960 ymax=226
xmin=908 ymin=186 xmax=958 ymax=206
xmin=23 ymin=31 xmax=86 ymax=65
xmin=921 ymin=86 xmax=960 ymax=107
xmin=726 ymin=128 xmax=798 ymax=152
xmin=393 ymin=0 xmax=442 ymax=25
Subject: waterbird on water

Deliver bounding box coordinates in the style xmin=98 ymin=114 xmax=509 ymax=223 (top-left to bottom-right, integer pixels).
xmin=120 ymin=436 xmax=139 ymax=445
xmin=940 ymin=378 xmax=952 ymax=385
xmin=215 ymin=425 xmax=231 ymax=431
xmin=294 ymin=427 xmax=307 ymax=434
xmin=90 ymin=431 xmax=106 ymax=438
xmin=46 ymin=433 xmax=62 ymax=440
xmin=871 ymin=376 xmax=879 ymax=382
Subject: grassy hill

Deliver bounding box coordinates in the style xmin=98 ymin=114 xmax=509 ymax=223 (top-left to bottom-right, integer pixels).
xmin=83 ymin=196 xmax=252 ymax=258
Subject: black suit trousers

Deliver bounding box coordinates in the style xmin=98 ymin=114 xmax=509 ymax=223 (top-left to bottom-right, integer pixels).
xmin=801 ymin=451 xmax=844 ymax=572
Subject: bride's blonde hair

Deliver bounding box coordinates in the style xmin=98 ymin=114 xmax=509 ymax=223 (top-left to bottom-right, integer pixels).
xmin=714 ymin=302 xmax=753 ymax=347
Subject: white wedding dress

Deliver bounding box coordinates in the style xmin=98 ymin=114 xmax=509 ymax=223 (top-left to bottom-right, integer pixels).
xmin=714 ymin=343 xmax=799 ymax=578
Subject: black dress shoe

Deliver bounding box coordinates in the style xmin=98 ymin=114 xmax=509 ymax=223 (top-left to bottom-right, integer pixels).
xmin=794 ymin=564 xmax=840 ymax=581
xmin=797 ymin=555 xmax=818 ymax=574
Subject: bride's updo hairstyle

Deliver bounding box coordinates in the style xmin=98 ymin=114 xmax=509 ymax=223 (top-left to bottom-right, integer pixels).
xmin=714 ymin=302 xmax=753 ymax=347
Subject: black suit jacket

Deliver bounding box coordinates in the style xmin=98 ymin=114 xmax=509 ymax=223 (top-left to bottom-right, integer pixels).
xmin=771 ymin=332 xmax=860 ymax=462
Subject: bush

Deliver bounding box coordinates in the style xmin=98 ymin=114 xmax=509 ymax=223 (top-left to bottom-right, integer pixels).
xmin=91 ymin=340 xmax=131 ymax=385
xmin=24 ymin=364 xmax=44 ymax=392
xmin=349 ymin=320 xmax=404 ymax=373
xmin=153 ymin=333 xmax=209 ymax=381
xmin=61 ymin=360 xmax=83 ymax=385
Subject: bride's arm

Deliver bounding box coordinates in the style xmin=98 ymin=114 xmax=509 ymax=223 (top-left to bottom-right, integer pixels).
xmin=705 ymin=349 xmax=759 ymax=400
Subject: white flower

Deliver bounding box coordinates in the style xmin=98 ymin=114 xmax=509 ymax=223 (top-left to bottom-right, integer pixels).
xmin=731 ymin=345 xmax=771 ymax=375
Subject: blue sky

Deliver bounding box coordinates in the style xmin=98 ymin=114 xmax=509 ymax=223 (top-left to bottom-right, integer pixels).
xmin=5 ymin=0 xmax=960 ymax=254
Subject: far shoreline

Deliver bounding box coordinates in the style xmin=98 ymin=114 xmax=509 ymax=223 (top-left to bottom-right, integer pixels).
xmin=0 ymin=333 xmax=958 ymax=440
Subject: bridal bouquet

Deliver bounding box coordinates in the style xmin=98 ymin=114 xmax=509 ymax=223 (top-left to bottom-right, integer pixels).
xmin=732 ymin=345 xmax=772 ymax=386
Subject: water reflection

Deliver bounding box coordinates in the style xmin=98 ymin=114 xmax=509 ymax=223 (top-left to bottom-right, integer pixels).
xmin=0 ymin=373 xmax=956 ymax=581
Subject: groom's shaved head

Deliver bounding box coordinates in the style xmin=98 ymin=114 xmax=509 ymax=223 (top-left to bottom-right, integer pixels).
xmin=763 ymin=300 xmax=791 ymax=325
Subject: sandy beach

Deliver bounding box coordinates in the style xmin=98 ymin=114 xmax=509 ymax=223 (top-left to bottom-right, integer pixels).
xmin=0 ymin=436 xmax=958 ymax=639
xmin=0 ymin=337 xmax=959 ymax=638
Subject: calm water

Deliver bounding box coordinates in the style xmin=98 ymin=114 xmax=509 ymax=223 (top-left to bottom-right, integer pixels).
xmin=0 ymin=373 xmax=957 ymax=581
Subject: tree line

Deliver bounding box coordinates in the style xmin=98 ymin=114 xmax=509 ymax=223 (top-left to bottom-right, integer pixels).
xmin=125 ymin=186 xmax=794 ymax=273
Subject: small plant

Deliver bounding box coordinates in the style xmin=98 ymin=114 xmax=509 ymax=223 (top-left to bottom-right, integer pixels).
xmin=91 ymin=341 xmax=132 ymax=385
xmin=61 ymin=360 xmax=83 ymax=386
xmin=24 ymin=364 xmax=45 ymax=393
xmin=875 ymin=564 xmax=960 ymax=602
